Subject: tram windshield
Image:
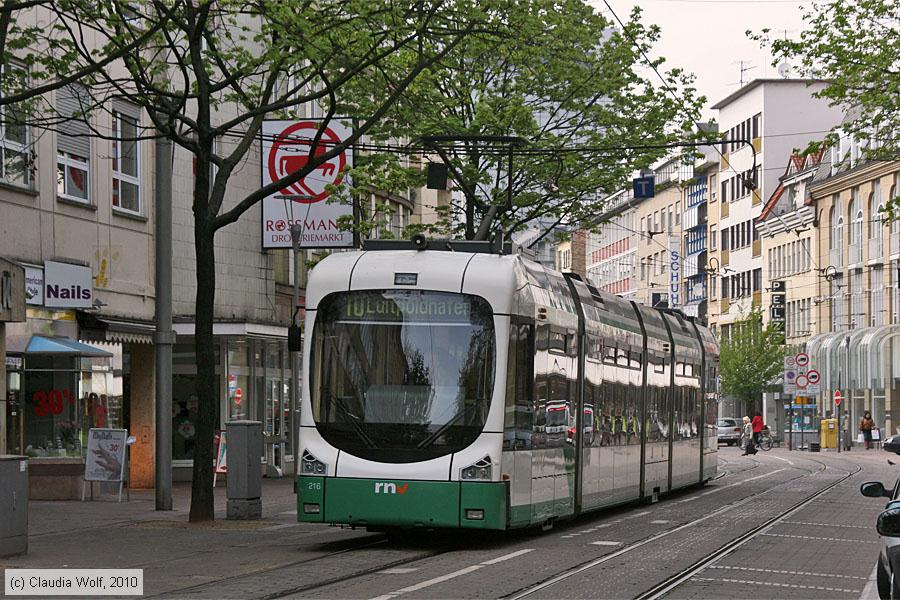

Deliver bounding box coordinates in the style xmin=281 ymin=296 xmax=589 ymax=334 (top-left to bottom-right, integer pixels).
xmin=309 ymin=290 xmax=496 ymax=463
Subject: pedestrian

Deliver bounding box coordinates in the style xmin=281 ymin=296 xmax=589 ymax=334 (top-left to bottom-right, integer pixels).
xmin=859 ymin=411 xmax=875 ymax=450
xmin=752 ymin=412 xmax=764 ymax=445
xmin=741 ymin=416 xmax=757 ymax=455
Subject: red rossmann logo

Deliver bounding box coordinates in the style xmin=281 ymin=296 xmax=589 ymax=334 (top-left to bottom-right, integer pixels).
xmin=267 ymin=121 xmax=347 ymax=203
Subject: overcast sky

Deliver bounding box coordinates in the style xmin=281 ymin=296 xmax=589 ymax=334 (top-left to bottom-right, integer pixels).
xmin=595 ymin=0 xmax=810 ymax=117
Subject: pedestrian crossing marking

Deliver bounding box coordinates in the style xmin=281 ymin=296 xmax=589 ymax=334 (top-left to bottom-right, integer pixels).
xmin=693 ymin=576 xmax=859 ymax=594
xmin=709 ymin=565 xmax=867 ymax=580
xmin=590 ymin=541 xmax=622 ymax=546
xmin=781 ymin=521 xmax=870 ymax=530
xmin=380 ymin=568 xmax=419 ymax=574
xmin=761 ymin=532 xmax=877 ymax=543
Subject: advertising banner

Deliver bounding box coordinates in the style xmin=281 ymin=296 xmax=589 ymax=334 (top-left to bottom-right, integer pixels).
xmin=84 ymin=428 xmax=128 ymax=482
xmin=261 ymin=119 xmax=354 ymax=249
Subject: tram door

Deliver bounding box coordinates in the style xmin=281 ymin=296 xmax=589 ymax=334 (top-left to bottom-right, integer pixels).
xmin=643 ymin=351 xmax=670 ymax=496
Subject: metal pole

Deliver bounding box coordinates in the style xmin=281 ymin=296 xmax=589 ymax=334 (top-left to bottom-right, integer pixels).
xmin=154 ymin=132 xmax=175 ymax=510
xmin=290 ymin=223 xmax=301 ymax=491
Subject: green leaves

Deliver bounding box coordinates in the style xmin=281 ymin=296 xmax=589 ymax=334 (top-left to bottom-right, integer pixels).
xmin=754 ymin=1 xmax=899 ymax=159
xmin=347 ymin=0 xmax=703 ymax=240
xmin=719 ymin=308 xmax=785 ymax=411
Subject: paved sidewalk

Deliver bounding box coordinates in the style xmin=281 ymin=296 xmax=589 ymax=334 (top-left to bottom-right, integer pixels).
xmin=1 ymin=478 xmax=379 ymax=596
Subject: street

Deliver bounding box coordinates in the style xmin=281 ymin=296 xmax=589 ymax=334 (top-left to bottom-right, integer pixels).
xmin=2 ymin=446 xmax=892 ymax=599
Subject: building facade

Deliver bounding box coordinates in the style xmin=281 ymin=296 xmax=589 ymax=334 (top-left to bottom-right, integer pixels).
xmin=707 ymin=79 xmax=845 ymax=339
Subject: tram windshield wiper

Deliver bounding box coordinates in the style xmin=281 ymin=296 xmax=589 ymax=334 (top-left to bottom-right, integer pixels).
xmin=416 ymin=402 xmax=479 ymax=450
xmin=323 ymin=389 xmax=378 ymax=449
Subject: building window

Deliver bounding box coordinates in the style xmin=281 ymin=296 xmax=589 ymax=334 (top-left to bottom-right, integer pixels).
xmin=0 ymin=63 xmax=30 ymax=187
xmin=871 ymin=265 xmax=884 ymax=327
xmin=112 ymin=106 xmax=141 ymax=214
xmin=56 ymin=85 xmax=91 ymax=203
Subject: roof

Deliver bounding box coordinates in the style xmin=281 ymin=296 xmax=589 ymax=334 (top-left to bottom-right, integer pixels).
xmin=711 ymin=78 xmax=828 ymax=110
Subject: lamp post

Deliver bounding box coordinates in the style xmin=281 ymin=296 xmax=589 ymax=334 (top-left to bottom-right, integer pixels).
xmin=275 ymin=195 xmax=313 ymax=491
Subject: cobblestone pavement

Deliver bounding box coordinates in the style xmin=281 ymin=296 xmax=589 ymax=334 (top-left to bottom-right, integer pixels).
xmin=1 ymin=447 xmax=895 ymax=599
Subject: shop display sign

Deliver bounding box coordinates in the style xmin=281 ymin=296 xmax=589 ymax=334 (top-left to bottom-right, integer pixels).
xmin=84 ymin=428 xmax=128 ymax=482
xmin=44 ymin=260 xmax=93 ymax=308
xmin=24 ymin=265 xmax=44 ymax=305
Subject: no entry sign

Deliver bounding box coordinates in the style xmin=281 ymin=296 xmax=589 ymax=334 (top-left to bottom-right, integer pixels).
xmin=834 ymin=390 xmax=843 ymax=406
xmin=261 ymin=119 xmax=354 ymax=249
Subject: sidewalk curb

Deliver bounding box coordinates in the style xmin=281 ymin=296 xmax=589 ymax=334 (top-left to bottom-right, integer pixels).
xmin=860 ymin=561 xmax=880 ymax=600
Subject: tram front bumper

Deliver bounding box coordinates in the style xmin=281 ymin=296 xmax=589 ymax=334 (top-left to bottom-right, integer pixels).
xmin=297 ymin=476 xmax=507 ymax=530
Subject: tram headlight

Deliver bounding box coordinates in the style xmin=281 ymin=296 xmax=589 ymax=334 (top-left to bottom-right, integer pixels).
xmin=460 ymin=456 xmax=493 ymax=481
xmin=301 ymin=449 xmax=328 ymax=476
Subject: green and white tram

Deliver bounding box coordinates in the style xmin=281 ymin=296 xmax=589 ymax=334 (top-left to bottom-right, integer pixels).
xmin=297 ymin=240 xmax=719 ymax=530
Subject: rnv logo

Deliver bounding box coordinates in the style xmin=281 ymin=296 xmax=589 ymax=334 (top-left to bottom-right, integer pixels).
xmin=374 ymin=482 xmax=409 ymax=495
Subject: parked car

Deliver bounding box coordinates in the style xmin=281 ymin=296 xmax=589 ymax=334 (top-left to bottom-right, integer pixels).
xmin=717 ymin=418 xmax=743 ymax=446
xmin=860 ymin=441 xmax=900 ymax=599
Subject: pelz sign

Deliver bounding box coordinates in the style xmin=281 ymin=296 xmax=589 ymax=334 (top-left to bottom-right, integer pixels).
xmin=44 ymin=260 xmax=93 ymax=308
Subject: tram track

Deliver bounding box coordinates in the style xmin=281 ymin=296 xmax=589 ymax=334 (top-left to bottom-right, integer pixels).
xmin=504 ymin=454 xmax=857 ymax=600
xmin=634 ymin=456 xmax=863 ymax=600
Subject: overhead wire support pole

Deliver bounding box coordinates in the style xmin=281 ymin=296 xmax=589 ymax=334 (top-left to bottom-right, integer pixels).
xmin=275 ymin=194 xmax=314 ymax=492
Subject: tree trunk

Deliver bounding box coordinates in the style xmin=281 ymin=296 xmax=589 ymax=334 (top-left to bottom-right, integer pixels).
xmin=189 ymin=224 xmax=217 ymax=522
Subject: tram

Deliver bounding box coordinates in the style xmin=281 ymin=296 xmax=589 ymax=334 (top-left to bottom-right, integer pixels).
xmin=296 ymin=239 xmax=719 ymax=530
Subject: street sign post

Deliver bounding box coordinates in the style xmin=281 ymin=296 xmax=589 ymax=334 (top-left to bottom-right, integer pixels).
xmin=834 ymin=390 xmax=843 ymax=453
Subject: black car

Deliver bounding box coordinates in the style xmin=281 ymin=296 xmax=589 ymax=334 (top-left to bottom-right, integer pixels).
xmin=861 ymin=438 xmax=900 ymax=599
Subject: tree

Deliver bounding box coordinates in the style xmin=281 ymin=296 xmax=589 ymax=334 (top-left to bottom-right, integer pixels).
xmin=718 ymin=308 xmax=785 ymax=417
xmin=753 ymin=1 xmax=899 ymax=160
xmin=32 ymin=0 xmax=501 ymax=521
xmin=344 ymin=1 xmax=703 ymax=241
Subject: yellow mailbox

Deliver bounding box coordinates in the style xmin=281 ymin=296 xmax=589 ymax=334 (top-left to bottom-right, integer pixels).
xmin=820 ymin=418 xmax=838 ymax=449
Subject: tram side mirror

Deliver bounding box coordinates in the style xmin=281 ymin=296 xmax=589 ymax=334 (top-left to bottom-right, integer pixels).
xmin=861 ymin=481 xmax=891 ymax=498
xmin=877 ymin=508 xmax=900 ymax=537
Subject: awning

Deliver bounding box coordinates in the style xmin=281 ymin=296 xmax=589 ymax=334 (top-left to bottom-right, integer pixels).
xmin=77 ymin=311 xmax=155 ymax=344
xmin=6 ymin=334 xmax=113 ymax=357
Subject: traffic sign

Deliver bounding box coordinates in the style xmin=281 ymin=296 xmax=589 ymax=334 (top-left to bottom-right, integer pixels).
xmin=234 ymin=388 xmax=243 ymax=406
xmin=807 ymin=370 xmax=820 ymax=385
xmin=834 ymin=390 xmax=843 ymax=406
xmin=795 ymin=352 xmax=810 ymax=367
xmin=796 ymin=374 xmax=808 ymax=390
xmin=785 ymin=355 xmax=796 ymax=368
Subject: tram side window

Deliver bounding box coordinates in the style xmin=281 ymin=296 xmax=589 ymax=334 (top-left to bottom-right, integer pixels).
xmin=505 ymin=322 xmax=535 ymax=450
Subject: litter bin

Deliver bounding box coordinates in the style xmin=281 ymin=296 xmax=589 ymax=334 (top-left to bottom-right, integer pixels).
xmin=0 ymin=456 xmax=28 ymax=557
xmin=820 ymin=419 xmax=838 ymax=449
xmin=809 ymin=442 xmax=821 ymax=452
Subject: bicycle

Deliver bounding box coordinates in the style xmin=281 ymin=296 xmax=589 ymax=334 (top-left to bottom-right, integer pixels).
xmin=756 ymin=427 xmax=773 ymax=451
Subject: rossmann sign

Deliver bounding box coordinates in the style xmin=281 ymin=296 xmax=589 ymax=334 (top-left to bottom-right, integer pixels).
xmin=261 ymin=119 xmax=354 ymax=249
xmin=44 ymin=260 xmax=93 ymax=308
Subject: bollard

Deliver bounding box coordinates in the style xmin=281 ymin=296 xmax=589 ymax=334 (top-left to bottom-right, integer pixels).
xmin=226 ymin=421 xmax=262 ymax=520
xmin=0 ymin=456 xmax=28 ymax=557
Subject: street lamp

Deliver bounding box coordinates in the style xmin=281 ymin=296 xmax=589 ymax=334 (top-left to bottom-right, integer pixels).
xmin=275 ymin=194 xmax=314 ymax=490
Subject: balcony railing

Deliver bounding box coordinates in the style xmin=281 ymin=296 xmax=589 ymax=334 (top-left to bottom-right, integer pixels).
xmin=829 ymin=248 xmax=843 ymax=268
xmin=848 ymin=243 xmax=862 ymax=265
xmin=870 ymin=237 xmax=884 ymax=262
